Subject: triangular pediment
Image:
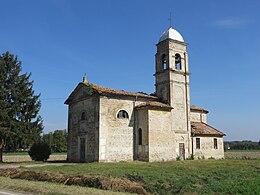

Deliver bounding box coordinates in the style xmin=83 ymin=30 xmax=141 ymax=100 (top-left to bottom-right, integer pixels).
xmin=64 ymin=83 xmax=96 ymax=104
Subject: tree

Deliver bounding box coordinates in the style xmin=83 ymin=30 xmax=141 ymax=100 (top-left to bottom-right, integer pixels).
xmin=0 ymin=51 xmax=43 ymax=162
xmin=52 ymin=130 xmax=67 ymax=152
xmin=43 ymin=132 xmax=53 ymax=149
xmin=43 ymin=130 xmax=67 ymax=153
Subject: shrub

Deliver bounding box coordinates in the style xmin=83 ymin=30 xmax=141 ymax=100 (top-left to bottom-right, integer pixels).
xmin=28 ymin=141 xmax=51 ymax=161
xmin=186 ymin=154 xmax=194 ymax=160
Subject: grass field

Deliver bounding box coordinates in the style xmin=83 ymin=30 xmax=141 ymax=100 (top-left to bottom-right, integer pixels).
xmin=24 ymin=159 xmax=260 ymax=195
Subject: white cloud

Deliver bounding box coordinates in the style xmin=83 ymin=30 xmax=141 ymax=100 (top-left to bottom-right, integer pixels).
xmin=211 ymin=18 xmax=249 ymax=28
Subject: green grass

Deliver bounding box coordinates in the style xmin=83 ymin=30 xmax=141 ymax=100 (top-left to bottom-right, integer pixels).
xmin=0 ymin=176 xmax=130 ymax=195
xmin=3 ymin=152 xmax=29 ymax=156
xmin=25 ymin=159 xmax=260 ymax=195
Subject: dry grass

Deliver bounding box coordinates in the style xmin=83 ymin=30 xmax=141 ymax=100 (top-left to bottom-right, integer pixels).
xmin=225 ymin=151 xmax=260 ymax=159
xmin=0 ymin=169 xmax=147 ymax=195
xmin=0 ymin=176 xmax=131 ymax=195
xmin=3 ymin=154 xmax=67 ymax=162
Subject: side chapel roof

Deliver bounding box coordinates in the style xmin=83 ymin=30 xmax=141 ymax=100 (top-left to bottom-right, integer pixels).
xmin=190 ymin=105 xmax=209 ymax=113
xmin=191 ymin=122 xmax=225 ymax=137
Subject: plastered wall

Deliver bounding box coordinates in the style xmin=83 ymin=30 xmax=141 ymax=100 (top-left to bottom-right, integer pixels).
xmin=190 ymin=111 xmax=207 ymax=123
xmin=67 ymin=95 xmax=99 ymax=162
xmin=148 ymin=110 xmax=174 ymax=161
xmin=99 ymin=96 xmax=137 ymax=162
xmin=193 ymin=136 xmax=224 ymax=159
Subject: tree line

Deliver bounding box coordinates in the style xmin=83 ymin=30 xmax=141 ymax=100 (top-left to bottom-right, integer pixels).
xmin=224 ymin=141 xmax=260 ymax=150
xmin=43 ymin=129 xmax=67 ymax=153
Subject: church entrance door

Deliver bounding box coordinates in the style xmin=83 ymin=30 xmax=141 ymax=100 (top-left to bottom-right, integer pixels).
xmin=80 ymin=138 xmax=86 ymax=162
xmin=179 ymin=143 xmax=185 ymax=160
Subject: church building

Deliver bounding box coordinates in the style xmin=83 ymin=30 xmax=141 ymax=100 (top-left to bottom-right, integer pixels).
xmin=65 ymin=27 xmax=225 ymax=162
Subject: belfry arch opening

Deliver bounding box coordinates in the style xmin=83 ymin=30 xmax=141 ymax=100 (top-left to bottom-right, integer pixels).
xmin=81 ymin=112 xmax=86 ymax=120
xmin=175 ymin=53 xmax=181 ymax=70
xmin=161 ymin=54 xmax=167 ymax=70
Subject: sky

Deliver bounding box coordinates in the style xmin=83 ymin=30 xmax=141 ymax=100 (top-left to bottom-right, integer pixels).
xmin=0 ymin=0 xmax=260 ymax=141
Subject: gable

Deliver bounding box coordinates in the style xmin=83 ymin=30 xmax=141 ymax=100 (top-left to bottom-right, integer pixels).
xmin=65 ymin=83 xmax=96 ymax=104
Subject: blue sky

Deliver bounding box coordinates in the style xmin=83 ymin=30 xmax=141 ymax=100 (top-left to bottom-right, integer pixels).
xmin=1 ymin=0 xmax=259 ymax=141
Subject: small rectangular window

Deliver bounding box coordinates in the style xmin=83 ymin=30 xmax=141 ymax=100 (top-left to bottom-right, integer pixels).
xmin=196 ymin=138 xmax=200 ymax=149
xmin=214 ymin=138 xmax=218 ymax=149
xmin=138 ymin=128 xmax=142 ymax=145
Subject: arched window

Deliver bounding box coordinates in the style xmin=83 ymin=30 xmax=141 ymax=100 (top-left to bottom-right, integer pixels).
xmin=138 ymin=128 xmax=142 ymax=145
xmin=161 ymin=54 xmax=167 ymax=70
xmin=117 ymin=110 xmax=129 ymax=119
xmin=81 ymin=112 xmax=86 ymax=120
xmin=175 ymin=54 xmax=181 ymax=70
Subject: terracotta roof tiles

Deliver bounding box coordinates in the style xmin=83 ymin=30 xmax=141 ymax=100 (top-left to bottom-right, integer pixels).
xmin=190 ymin=105 xmax=209 ymax=113
xmin=135 ymin=101 xmax=173 ymax=111
xmin=191 ymin=122 xmax=225 ymax=136
xmin=83 ymin=82 xmax=158 ymax=100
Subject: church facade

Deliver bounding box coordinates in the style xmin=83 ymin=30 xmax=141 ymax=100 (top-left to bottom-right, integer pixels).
xmin=65 ymin=27 xmax=225 ymax=162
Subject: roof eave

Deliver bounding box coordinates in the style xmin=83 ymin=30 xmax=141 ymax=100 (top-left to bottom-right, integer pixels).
xmin=192 ymin=133 xmax=225 ymax=137
xmin=135 ymin=106 xmax=173 ymax=111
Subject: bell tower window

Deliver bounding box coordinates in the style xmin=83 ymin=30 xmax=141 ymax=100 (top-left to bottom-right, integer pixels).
xmin=81 ymin=112 xmax=86 ymax=120
xmin=161 ymin=54 xmax=167 ymax=70
xmin=175 ymin=53 xmax=181 ymax=70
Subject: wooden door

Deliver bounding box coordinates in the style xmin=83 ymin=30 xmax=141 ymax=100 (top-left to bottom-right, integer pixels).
xmin=80 ymin=138 xmax=86 ymax=162
xmin=179 ymin=143 xmax=185 ymax=160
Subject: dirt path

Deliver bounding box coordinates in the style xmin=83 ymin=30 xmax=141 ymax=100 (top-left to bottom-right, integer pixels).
xmin=3 ymin=154 xmax=67 ymax=162
xmin=0 ymin=188 xmax=29 ymax=195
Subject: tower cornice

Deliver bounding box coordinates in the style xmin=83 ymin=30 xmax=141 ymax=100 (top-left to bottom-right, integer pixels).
xmin=156 ymin=38 xmax=188 ymax=46
xmin=154 ymin=69 xmax=191 ymax=76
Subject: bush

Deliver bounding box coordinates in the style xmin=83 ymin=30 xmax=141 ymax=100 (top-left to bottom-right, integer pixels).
xmin=28 ymin=141 xmax=51 ymax=161
xmin=186 ymin=154 xmax=194 ymax=160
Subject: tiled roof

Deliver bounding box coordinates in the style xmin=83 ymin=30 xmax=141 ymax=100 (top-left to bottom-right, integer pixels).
xmin=191 ymin=122 xmax=225 ymax=136
xmin=65 ymin=82 xmax=158 ymax=104
xmin=83 ymin=82 xmax=158 ymax=99
xmin=135 ymin=101 xmax=173 ymax=111
xmin=190 ymin=105 xmax=209 ymax=113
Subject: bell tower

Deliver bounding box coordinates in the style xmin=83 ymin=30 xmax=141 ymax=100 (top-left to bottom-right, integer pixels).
xmin=155 ymin=27 xmax=191 ymax=133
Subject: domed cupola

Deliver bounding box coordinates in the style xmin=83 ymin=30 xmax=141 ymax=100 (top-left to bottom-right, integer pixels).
xmin=159 ymin=27 xmax=184 ymax=43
